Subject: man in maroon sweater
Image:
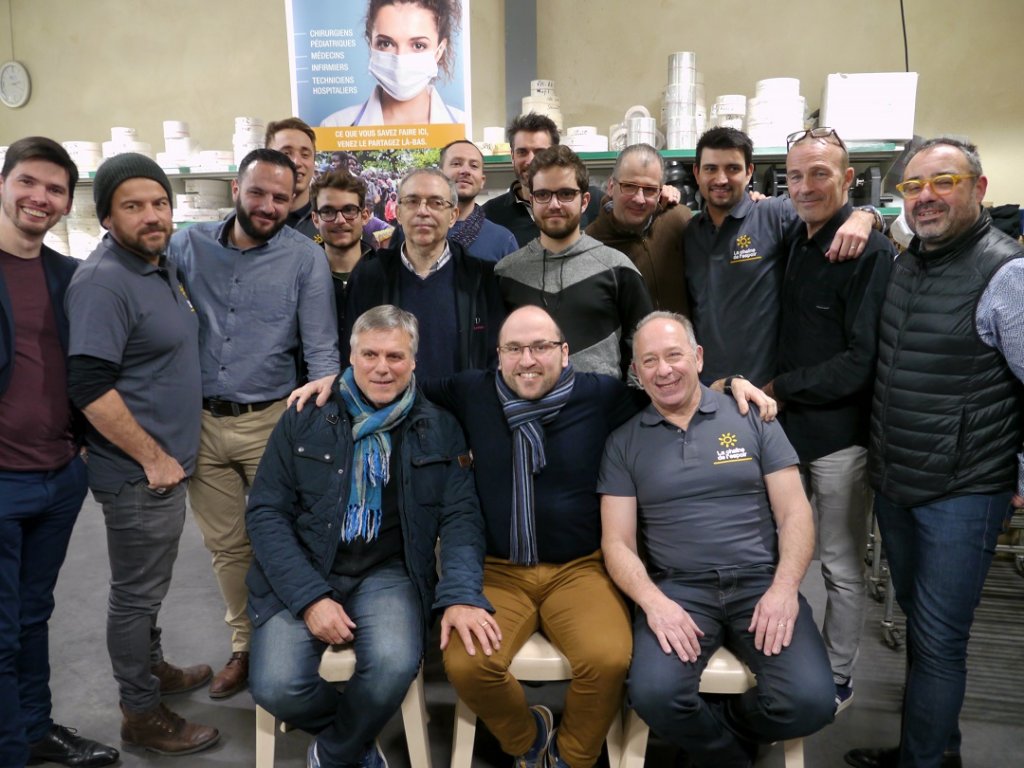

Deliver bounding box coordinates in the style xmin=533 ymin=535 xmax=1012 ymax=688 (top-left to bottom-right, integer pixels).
xmin=0 ymin=136 xmax=118 ymax=767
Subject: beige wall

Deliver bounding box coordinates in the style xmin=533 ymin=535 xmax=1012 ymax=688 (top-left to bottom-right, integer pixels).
xmin=539 ymin=0 xmax=1024 ymax=203
xmin=2 ymin=0 xmax=1022 ymax=201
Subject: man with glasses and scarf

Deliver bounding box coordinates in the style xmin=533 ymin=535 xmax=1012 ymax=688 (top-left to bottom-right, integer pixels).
xmin=845 ymin=139 xmax=1024 ymax=768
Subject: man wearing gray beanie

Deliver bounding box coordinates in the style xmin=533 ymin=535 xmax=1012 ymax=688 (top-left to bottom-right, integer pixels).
xmin=65 ymin=153 xmax=219 ymax=755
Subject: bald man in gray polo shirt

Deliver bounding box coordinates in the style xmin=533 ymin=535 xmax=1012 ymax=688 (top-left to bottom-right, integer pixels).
xmin=598 ymin=311 xmax=833 ymax=768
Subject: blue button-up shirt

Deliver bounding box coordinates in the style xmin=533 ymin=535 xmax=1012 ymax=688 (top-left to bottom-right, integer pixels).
xmin=168 ymin=216 xmax=338 ymax=402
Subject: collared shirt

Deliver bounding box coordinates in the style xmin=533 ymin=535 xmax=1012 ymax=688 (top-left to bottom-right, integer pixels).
xmin=400 ymin=241 xmax=452 ymax=278
xmin=167 ymin=215 xmax=339 ymax=402
xmin=66 ymin=234 xmax=201 ymax=491
xmin=598 ymin=385 xmax=798 ymax=572
xmin=774 ymin=204 xmax=894 ymax=462
xmin=684 ymin=195 xmax=798 ymax=385
xmin=977 ymin=256 xmax=1024 ymax=495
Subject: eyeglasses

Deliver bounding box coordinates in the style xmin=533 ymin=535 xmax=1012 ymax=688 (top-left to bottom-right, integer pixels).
xmin=316 ymin=205 xmax=363 ymax=222
xmin=786 ymin=127 xmax=847 ymax=151
xmin=497 ymin=340 xmax=565 ymax=357
xmin=895 ymin=174 xmax=977 ymax=199
xmin=530 ymin=188 xmax=582 ymax=205
xmin=398 ymin=195 xmax=455 ymax=211
xmin=613 ymin=180 xmax=661 ymax=200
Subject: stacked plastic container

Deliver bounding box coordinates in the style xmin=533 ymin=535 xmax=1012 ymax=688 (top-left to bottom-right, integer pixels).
xmin=745 ymin=78 xmax=806 ymax=148
xmin=663 ymin=52 xmax=704 ymax=149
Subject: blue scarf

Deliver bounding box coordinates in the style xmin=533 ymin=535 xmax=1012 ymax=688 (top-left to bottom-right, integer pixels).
xmin=495 ymin=363 xmax=576 ymax=565
xmin=337 ymin=367 xmax=416 ymax=542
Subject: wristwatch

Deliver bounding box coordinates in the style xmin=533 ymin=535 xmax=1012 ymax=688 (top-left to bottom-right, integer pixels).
xmin=856 ymin=205 xmax=886 ymax=233
xmin=723 ymin=375 xmax=746 ymax=395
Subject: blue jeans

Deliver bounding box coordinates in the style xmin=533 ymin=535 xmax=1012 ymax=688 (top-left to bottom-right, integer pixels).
xmin=0 ymin=456 xmax=88 ymax=767
xmin=628 ymin=565 xmax=835 ymax=768
xmin=250 ymin=559 xmax=423 ymax=767
xmin=875 ymin=492 xmax=1012 ymax=768
xmin=94 ymin=479 xmax=187 ymax=712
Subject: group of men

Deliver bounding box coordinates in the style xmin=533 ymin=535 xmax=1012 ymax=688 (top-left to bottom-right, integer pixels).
xmin=0 ymin=107 xmax=1021 ymax=768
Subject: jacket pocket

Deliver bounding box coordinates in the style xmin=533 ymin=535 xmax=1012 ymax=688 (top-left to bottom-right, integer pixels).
xmin=293 ymin=441 xmax=338 ymax=500
xmin=410 ymin=452 xmax=450 ymax=506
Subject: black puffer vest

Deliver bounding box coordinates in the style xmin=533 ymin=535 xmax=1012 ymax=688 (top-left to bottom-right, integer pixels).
xmin=870 ymin=212 xmax=1024 ymax=505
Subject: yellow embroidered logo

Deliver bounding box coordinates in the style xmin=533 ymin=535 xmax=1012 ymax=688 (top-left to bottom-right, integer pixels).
xmin=178 ymin=283 xmax=196 ymax=313
xmin=731 ymin=233 xmax=760 ymax=264
xmin=714 ymin=432 xmax=751 ymax=465
xmin=313 ymin=233 xmax=324 ymax=244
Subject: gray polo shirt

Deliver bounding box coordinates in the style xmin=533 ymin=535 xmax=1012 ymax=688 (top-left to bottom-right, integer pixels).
xmin=66 ymin=235 xmax=202 ymax=492
xmin=683 ymin=195 xmax=799 ymax=386
xmin=598 ymin=385 xmax=798 ymax=572
xmin=167 ymin=216 xmax=339 ymax=402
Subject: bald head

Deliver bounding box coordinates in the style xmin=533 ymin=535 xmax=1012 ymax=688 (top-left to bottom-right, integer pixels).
xmin=496 ymin=306 xmax=569 ymax=400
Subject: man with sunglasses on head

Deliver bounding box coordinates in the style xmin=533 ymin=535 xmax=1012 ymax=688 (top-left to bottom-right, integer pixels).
xmin=846 ymin=138 xmax=1024 ymax=768
xmin=495 ymin=145 xmax=654 ymax=379
xmin=760 ymin=128 xmax=894 ymax=716
xmin=344 ymin=167 xmax=504 ymax=375
xmin=586 ymin=143 xmax=691 ymax=315
xmin=684 ymin=127 xmax=881 ymax=390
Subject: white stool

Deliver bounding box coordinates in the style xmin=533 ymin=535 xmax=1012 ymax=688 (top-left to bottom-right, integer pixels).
xmin=255 ymin=645 xmax=433 ymax=768
xmin=619 ymin=647 xmax=805 ymax=768
xmin=450 ymin=632 xmax=626 ymax=768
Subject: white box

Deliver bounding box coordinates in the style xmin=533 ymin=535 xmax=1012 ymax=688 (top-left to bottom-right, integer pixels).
xmin=821 ymin=72 xmax=918 ymax=142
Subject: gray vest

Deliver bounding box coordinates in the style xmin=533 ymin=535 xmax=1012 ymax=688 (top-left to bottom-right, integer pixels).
xmin=869 ymin=213 xmax=1024 ymax=506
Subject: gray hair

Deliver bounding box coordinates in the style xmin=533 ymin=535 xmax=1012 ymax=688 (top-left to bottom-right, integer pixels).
xmin=612 ymin=143 xmax=665 ymax=182
xmin=398 ymin=167 xmax=458 ymax=207
xmin=905 ymin=137 xmax=983 ymax=177
xmin=632 ymin=311 xmax=698 ymax=356
xmin=350 ymin=305 xmax=420 ymax=357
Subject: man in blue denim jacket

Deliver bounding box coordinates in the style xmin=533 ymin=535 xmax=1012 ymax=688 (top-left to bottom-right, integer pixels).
xmin=246 ymin=305 xmax=494 ymax=768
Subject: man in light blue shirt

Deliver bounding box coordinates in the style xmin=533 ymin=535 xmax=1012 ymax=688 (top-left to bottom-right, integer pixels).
xmin=167 ymin=148 xmax=338 ymax=700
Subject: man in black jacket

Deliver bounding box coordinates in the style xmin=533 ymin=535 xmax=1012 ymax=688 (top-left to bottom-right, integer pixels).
xmin=0 ymin=137 xmax=119 ymax=768
xmin=345 ymin=168 xmax=504 ymax=374
xmin=846 ymin=138 xmax=1024 ymax=768
xmin=763 ymin=129 xmax=893 ymax=714
xmin=247 ymin=305 xmax=494 ymax=768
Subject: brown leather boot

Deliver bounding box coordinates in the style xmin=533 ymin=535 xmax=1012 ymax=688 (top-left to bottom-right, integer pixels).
xmin=151 ymin=660 xmax=213 ymax=695
xmin=120 ymin=702 xmax=219 ymax=755
xmin=208 ymin=651 xmax=249 ymax=699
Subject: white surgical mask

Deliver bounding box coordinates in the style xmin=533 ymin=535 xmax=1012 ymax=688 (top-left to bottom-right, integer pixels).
xmin=369 ymin=50 xmax=438 ymax=102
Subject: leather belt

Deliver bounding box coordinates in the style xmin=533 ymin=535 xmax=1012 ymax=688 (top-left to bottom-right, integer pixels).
xmin=202 ymin=398 xmax=278 ymax=418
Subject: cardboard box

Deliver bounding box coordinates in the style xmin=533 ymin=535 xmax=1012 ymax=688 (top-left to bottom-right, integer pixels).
xmin=821 ymin=72 xmax=918 ymax=142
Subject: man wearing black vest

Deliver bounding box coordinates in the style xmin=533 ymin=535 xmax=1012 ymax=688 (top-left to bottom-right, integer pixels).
xmin=846 ymin=138 xmax=1024 ymax=768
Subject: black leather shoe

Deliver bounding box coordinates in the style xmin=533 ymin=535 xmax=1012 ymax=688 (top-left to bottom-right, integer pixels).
xmin=28 ymin=724 xmax=119 ymax=767
xmin=845 ymin=746 xmax=962 ymax=768
xmin=845 ymin=747 xmax=899 ymax=768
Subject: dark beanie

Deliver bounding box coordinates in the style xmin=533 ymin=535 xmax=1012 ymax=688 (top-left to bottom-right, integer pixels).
xmin=93 ymin=153 xmax=174 ymax=221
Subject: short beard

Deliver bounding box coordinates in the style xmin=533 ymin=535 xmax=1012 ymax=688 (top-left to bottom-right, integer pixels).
xmin=236 ymin=200 xmax=286 ymax=243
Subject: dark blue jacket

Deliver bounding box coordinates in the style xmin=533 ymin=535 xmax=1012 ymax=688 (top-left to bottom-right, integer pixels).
xmin=245 ymin=389 xmax=491 ymax=633
xmin=343 ymin=240 xmax=504 ymax=369
xmin=0 ymin=245 xmax=77 ymax=398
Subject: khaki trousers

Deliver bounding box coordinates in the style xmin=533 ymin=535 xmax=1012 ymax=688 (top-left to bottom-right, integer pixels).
xmin=443 ymin=551 xmax=632 ymax=768
xmin=187 ymin=399 xmax=287 ymax=653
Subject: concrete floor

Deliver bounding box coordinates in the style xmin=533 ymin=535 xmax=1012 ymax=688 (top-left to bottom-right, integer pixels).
xmin=42 ymin=495 xmax=1022 ymax=767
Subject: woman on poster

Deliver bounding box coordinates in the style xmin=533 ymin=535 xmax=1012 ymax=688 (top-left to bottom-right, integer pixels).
xmin=321 ymin=0 xmax=465 ymax=127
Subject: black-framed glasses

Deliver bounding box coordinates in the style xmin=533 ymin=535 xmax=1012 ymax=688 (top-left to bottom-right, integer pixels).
xmin=786 ymin=127 xmax=847 ymax=151
xmin=895 ymin=174 xmax=977 ymax=199
xmin=613 ymin=179 xmax=661 ymax=200
xmin=399 ymin=195 xmax=455 ymax=211
xmin=497 ymin=340 xmax=565 ymax=357
xmin=316 ymin=205 xmax=362 ymax=222
xmin=530 ymin=188 xmax=582 ymax=205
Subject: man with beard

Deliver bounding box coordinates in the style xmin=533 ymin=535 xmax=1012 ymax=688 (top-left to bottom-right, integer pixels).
xmin=66 ymin=154 xmax=219 ymax=754
xmin=845 ymin=138 xmax=1024 ymax=768
xmin=167 ymin=148 xmax=338 ymax=700
xmin=439 ymin=139 xmax=518 ymax=262
xmin=310 ymin=169 xmax=374 ymax=345
xmin=482 ymin=113 xmax=603 ymax=247
xmin=494 ymin=145 xmax=653 ymax=379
